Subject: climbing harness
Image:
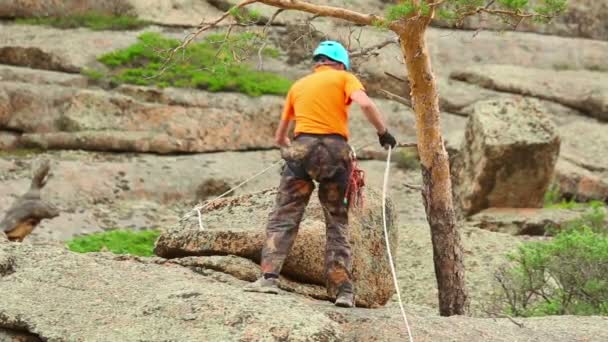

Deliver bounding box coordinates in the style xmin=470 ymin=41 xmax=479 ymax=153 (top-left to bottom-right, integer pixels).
xmin=343 ymin=146 xmax=366 ymax=209
xmin=382 ymin=146 xmax=414 ymax=342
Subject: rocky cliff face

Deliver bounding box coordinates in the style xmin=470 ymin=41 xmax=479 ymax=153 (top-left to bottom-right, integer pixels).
xmin=2 ymin=241 xmax=608 ymax=341
xmin=0 ymin=0 xmax=607 ymax=340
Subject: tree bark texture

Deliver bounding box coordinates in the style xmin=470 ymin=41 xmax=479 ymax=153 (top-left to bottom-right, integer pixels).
xmin=396 ymin=13 xmax=469 ymax=316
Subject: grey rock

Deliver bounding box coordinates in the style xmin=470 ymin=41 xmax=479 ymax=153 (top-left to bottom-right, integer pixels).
xmin=555 ymin=159 xmax=608 ymax=202
xmin=558 ymin=120 xmax=608 ymax=174
xmin=0 ymin=132 xmax=19 ymax=150
xmin=0 ymin=65 xmax=88 ymax=87
xmin=452 ymin=98 xmax=560 ymax=216
xmin=1 ymin=242 xmax=608 ymax=341
xmin=468 ymin=207 xmax=596 ymax=236
xmin=0 ymin=23 xmax=144 ymax=72
xmin=155 ymin=187 xmax=399 ymax=308
xmin=452 ymin=65 xmax=608 ymax=121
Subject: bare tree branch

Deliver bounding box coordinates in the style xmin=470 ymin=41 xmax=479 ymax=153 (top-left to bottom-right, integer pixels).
xmin=403 ymin=183 xmax=423 ymax=191
xmin=350 ymin=37 xmax=399 ymax=58
xmin=397 ymin=142 xmax=418 ymax=148
xmin=166 ymin=0 xmax=257 ymax=67
xmin=384 ymin=71 xmax=408 ymax=84
xmin=379 ymin=89 xmax=412 ymax=107
xmin=460 ymin=7 xmax=553 ymax=20
xmin=257 ymin=0 xmax=390 ymax=28
xmin=257 ymin=8 xmax=285 ymax=70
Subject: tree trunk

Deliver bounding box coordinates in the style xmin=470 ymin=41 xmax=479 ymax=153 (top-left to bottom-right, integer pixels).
xmin=397 ymin=16 xmax=469 ymax=316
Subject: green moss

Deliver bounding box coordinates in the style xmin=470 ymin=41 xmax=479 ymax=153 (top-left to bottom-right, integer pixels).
xmin=81 ymin=68 xmax=104 ymax=81
xmin=15 ymin=12 xmax=150 ymax=31
xmin=67 ymin=229 xmax=160 ymax=257
xmin=96 ymin=32 xmax=291 ymax=96
xmin=0 ymin=148 xmax=44 ymax=158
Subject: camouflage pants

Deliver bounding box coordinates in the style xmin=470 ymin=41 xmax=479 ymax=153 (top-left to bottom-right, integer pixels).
xmin=261 ymin=134 xmax=354 ymax=295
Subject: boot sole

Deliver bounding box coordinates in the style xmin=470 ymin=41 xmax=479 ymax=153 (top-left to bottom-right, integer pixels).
xmin=334 ymin=300 xmax=354 ymax=308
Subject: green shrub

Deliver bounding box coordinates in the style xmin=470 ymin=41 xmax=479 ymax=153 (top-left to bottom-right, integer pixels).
xmin=494 ymin=206 xmax=608 ymax=317
xmin=67 ymin=229 xmax=160 ymax=257
xmin=15 ymin=12 xmax=150 ymax=31
xmin=94 ymin=32 xmax=291 ymax=96
xmin=393 ymin=148 xmax=420 ymax=170
xmin=542 ymin=184 xmax=603 ymax=210
xmin=81 ymin=68 xmax=104 ymax=81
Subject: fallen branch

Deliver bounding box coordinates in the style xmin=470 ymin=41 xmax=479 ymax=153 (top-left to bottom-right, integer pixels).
xmin=379 ymin=89 xmax=412 ymax=107
xmin=397 ymin=142 xmax=417 ymax=148
xmin=484 ymin=310 xmax=525 ymax=329
xmin=384 ymin=71 xmax=408 ymax=84
xmin=403 ymin=183 xmax=423 ymax=191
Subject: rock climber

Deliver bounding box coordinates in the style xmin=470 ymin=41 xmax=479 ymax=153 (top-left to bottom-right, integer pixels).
xmin=244 ymin=41 xmax=397 ymax=308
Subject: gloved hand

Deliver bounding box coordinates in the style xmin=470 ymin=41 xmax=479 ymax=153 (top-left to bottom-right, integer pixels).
xmin=378 ymin=129 xmax=397 ymax=149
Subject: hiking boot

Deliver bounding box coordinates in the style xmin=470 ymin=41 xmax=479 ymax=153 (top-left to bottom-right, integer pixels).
xmin=243 ymin=277 xmax=280 ymax=294
xmin=334 ymin=290 xmax=355 ymax=308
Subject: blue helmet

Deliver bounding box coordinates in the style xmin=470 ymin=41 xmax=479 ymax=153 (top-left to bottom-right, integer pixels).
xmin=313 ymin=41 xmax=350 ymax=70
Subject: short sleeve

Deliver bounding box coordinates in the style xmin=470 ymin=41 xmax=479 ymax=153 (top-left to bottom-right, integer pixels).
xmin=344 ymin=73 xmax=365 ymax=101
xmin=281 ymin=90 xmax=295 ymax=121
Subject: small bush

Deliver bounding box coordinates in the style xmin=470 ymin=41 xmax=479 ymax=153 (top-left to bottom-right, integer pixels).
xmin=67 ymin=229 xmax=160 ymax=257
xmin=15 ymin=12 xmax=150 ymax=31
xmin=81 ymin=68 xmax=104 ymax=81
xmin=542 ymin=184 xmax=603 ymax=210
xmin=493 ymin=205 xmax=608 ymax=317
xmin=94 ymin=32 xmax=291 ymax=96
xmin=393 ymin=148 xmax=420 ymax=170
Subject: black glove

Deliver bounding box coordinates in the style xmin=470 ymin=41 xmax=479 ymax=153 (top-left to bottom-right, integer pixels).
xmin=378 ymin=129 xmax=397 ymax=149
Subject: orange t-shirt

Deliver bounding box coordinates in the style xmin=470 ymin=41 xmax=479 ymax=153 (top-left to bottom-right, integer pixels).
xmin=281 ymin=66 xmax=365 ymax=139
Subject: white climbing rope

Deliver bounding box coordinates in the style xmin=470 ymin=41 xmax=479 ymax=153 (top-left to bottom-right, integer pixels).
xmin=180 ymin=142 xmax=414 ymax=339
xmin=382 ymin=145 xmax=414 ymax=342
xmin=184 ymin=158 xmax=285 ymax=229
xmin=183 ymin=140 xmax=375 ymax=228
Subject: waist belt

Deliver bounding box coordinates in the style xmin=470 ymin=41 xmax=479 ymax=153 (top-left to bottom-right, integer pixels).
xmin=294 ymin=133 xmax=346 ymax=141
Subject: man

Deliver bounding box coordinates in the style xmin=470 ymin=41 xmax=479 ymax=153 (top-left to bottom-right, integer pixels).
xmin=244 ymin=41 xmax=397 ymax=308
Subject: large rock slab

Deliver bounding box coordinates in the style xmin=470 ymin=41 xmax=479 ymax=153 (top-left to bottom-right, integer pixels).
xmin=452 ymin=98 xmax=560 ymax=216
xmin=0 ymin=23 xmax=145 ymax=72
xmin=0 ymin=81 xmax=280 ymax=153
xmin=468 ymin=207 xmax=600 ymax=236
xmin=0 ymin=0 xmax=224 ymax=27
xmin=2 ymin=241 xmax=608 ymax=341
xmin=452 ymin=64 xmax=608 ymax=121
xmin=1 ymin=80 xmax=445 ymax=155
xmin=555 ymin=159 xmax=608 ymax=202
xmin=0 ymin=149 xmax=284 ymax=241
xmin=0 ymin=65 xmax=88 ymax=87
xmin=558 ymin=120 xmax=608 ymax=174
xmin=343 ymin=26 xmax=608 ymax=81
xmin=155 ymin=187 xmax=399 ymax=308
xmin=433 ymin=0 xmax=608 ymax=41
